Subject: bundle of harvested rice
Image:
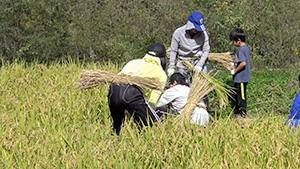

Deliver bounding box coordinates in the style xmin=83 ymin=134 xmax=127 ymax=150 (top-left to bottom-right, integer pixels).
xmin=166 ymin=47 xmax=171 ymax=58
xmin=178 ymin=70 xmax=215 ymax=121
xmin=165 ymin=47 xmax=234 ymax=71
xmin=78 ymin=70 xmax=164 ymax=91
xmin=177 ymin=60 xmax=233 ymax=122
xmin=207 ymin=52 xmax=234 ymax=71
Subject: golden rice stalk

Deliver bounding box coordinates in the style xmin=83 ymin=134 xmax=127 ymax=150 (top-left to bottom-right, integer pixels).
xmin=208 ymin=52 xmax=234 ymax=71
xmin=166 ymin=47 xmax=171 ymax=58
xmin=165 ymin=47 xmax=234 ymax=70
xmin=183 ymin=60 xmax=233 ymax=108
xmin=178 ymin=70 xmax=215 ymax=122
xmin=78 ymin=70 xmax=164 ymax=91
xmin=176 ymin=60 xmax=233 ymax=122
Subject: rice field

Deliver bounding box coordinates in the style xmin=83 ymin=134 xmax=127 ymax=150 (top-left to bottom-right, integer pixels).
xmin=0 ymin=60 xmax=299 ymax=168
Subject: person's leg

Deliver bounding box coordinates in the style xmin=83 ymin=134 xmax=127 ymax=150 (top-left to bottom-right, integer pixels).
xmin=122 ymin=86 xmax=161 ymax=128
xmin=234 ymin=83 xmax=247 ymax=117
xmin=238 ymin=82 xmax=247 ymax=117
xmin=108 ymin=84 xmax=126 ymax=135
xmin=233 ymin=83 xmax=239 ymax=115
xmin=109 ymin=106 xmax=125 ymax=135
xmin=191 ymin=107 xmax=209 ymax=126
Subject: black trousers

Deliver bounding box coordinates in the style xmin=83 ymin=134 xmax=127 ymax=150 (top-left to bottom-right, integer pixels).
xmin=108 ymin=83 xmax=160 ymax=135
xmin=234 ymin=82 xmax=248 ymax=117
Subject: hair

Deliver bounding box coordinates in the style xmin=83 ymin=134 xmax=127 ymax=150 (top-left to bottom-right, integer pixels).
xmin=159 ymin=57 xmax=167 ymax=70
xmin=229 ymin=28 xmax=246 ymax=42
xmin=176 ymin=80 xmax=190 ymax=87
xmin=169 ymin=73 xmax=190 ymax=87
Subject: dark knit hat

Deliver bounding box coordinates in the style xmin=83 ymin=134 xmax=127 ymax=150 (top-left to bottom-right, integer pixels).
xmin=147 ymin=43 xmax=166 ymax=57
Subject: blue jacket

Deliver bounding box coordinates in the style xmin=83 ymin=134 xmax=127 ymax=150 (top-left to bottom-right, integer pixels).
xmin=285 ymin=93 xmax=300 ymax=128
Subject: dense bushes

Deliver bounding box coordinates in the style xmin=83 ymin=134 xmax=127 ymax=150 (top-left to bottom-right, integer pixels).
xmin=1 ymin=0 xmax=300 ymax=68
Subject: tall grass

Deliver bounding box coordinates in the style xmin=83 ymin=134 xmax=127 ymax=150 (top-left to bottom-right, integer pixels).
xmin=0 ymin=61 xmax=299 ymax=168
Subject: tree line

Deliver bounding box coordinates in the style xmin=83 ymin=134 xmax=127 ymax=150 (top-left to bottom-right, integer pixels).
xmin=1 ymin=0 xmax=299 ymax=68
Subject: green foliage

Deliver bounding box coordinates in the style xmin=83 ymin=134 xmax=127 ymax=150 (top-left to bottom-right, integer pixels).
xmin=208 ymin=63 xmax=299 ymax=118
xmin=242 ymin=0 xmax=300 ymax=68
xmin=1 ymin=0 xmax=300 ymax=67
xmin=0 ymin=0 xmax=72 ymax=62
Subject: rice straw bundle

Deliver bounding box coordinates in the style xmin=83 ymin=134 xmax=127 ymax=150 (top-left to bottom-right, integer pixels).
xmin=207 ymin=52 xmax=234 ymax=71
xmin=165 ymin=47 xmax=234 ymax=70
xmin=166 ymin=47 xmax=171 ymax=58
xmin=78 ymin=70 xmax=164 ymax=91
xmin=178 ymin=70 xmax=215 ymax=121
xmin=177 ymin=60 xmax=233 ymax=122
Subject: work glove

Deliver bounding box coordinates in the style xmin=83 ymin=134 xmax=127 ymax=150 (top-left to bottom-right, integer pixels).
xmin=231 ymin=69 xmax=236 ymax=75
xmin=167 ymin=68 xmax=175 ymax=77
xmin=194 ymin=66 xmax=202 ymax=72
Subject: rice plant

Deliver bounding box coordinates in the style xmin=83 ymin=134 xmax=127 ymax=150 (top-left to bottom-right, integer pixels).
xmin=0 ymin=61 xmax=299 ymax=168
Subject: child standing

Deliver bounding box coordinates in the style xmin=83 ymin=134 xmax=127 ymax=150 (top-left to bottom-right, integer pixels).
xmin=156 ymin=73 xmax=209 ymax=126
xmin=229 ymin=28 xmax=251 ymax=118
xmin=285 ymin=74 xmax=300 ymax=128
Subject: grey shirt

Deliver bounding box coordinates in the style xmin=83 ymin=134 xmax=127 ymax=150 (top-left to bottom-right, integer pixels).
xmin=169 ymin=21 xmax=210 ymax=69
xmin=233 ymin=45 xmax=251 ymax=83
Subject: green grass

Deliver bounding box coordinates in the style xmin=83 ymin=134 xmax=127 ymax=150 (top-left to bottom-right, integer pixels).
xmin=0 ymin=61 xmax=299 ymax=168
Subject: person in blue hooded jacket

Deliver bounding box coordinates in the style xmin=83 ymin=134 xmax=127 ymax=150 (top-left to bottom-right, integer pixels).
xmin=285 ymin=74 xmax=300 ymax=128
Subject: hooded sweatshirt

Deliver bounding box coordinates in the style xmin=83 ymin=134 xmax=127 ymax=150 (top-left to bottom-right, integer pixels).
xmin=169 ymin=20 xmax=210 ymax=69
xmin=119 ymin=54 xmax=167 ymax=106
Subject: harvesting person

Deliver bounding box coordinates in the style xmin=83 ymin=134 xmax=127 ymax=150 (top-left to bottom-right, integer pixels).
xmin=156 ymin=72 xmax=209 ymax=126
xmin=167 ymin=11 xmax=210 ymax=110
xmin=285 ymin=73 xmax=300 ymax=128
xmin=108 ymin=43 xmax=167 ymax=135
xmin=167 ymin=12 xmax=210 ymax=78
xmin=229 ymin=28 xmax=251 ymax=118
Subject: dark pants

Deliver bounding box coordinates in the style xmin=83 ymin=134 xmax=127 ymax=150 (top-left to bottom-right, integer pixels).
xmin=234 ymin=82 xmax=248 ymax=117
xmin=108 ymin=83 xmax=160 ymax=135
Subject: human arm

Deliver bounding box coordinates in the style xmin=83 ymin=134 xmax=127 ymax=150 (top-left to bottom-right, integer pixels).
xmin=169 ymin=32 xmax=179 ymax=70
xmin=231 ymin=61 xmax=246 ymax=75
xmin=156 ymin=88 xmax=177 ymax=107
xmin=231 ymin=47 xmax=248 ymax=75
xmin=195 ymin=31 xmax=210 ymax=68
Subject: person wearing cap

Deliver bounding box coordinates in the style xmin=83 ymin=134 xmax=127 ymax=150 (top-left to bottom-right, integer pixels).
xmin=108 ymin=43 xmax=168 ymax=135
xmin=156 ymin=72 xmax=209 ymax=126
xmin=167 ymin=12 xmax=210 ymax=79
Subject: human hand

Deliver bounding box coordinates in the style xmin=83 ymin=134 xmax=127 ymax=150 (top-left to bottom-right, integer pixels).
xmin=194 ymin=66 xmax=202 ymax=72
xmin=167 ymin=68 xmax=175 ymax=77
xmin=231 ymin=69 xmax=236 ymax=75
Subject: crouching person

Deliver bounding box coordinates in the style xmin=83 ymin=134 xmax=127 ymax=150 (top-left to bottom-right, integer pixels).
xmin=108 ymin=43 xmax=168 ymax=135
xmin=156 ymin=72 xmax=209 ymax=126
